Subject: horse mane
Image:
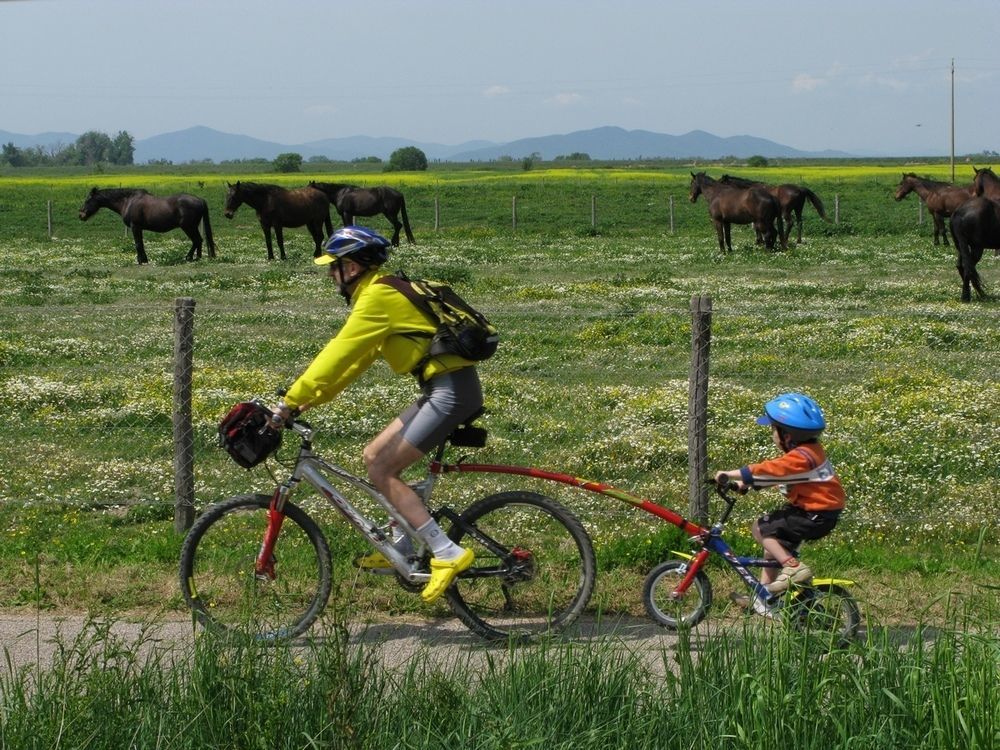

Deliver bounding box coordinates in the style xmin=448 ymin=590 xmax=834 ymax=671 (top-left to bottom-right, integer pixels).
xmin=93 ymin=187 xmax=150 ymax=199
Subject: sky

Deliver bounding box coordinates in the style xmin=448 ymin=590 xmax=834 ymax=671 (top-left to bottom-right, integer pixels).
xmin=2 ymin=0 xmax=1000 ymax=157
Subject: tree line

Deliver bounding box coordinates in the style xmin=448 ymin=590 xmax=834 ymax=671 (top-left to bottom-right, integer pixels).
xmin=2 ymin=130 xmax=135 ymax=167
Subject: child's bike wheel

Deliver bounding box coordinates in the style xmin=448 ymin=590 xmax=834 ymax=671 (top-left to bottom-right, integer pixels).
xmin=787 ymin=583 xmax=861 ymax=646
xmin=642 ymin=560 xmax=713 ymax=629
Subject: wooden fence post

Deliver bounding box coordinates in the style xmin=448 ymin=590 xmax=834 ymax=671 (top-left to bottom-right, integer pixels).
xmin=591 ymin=195 xmax=597 ymax=230
xmin=434 ymin=196 xmax=440 ymax=230
xmin=918 ymin=200 xmax=923 ymax=226
xmin=47 ymin=200 xmax=53 ymax=239
xmin=173 ymin=297 xmax=196 ymax=533
xmin=688 ymin=294 xmax=712 ymax=524
xmin=512 ymin=195 xmax=517 ymax=231
xmin=669 ymin=195 xmax=675 ymax=234
xmin=835 ymin=194 xmax=840 ymax=224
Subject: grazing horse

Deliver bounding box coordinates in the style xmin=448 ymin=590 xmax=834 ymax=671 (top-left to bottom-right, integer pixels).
xmin=78 ymin=187 xmax=216 ymax=265
xmin=223 ymin=181 xmax=332 ymax=260
xmin=688 ymin=172 xmax=784 ymax=252
xmin=720 ymin=175 xmax=829 ymax=245
xmin=894 ymin=173 xmax=974 ymax=246
xmin=948 ymin=197 xmax=996 ymax=302
xmin=309 ymin=181 xmax=414 ymax=246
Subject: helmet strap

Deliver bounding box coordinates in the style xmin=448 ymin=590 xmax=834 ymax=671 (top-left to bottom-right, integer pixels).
xmin=334 ymin=258 xmax=368 ymax=302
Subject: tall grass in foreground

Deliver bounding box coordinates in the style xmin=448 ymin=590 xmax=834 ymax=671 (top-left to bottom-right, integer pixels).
xmin=2 ymin=615 xmax=996 ymax=749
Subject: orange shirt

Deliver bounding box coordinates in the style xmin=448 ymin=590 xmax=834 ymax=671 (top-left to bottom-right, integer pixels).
xmin=741 ymin=443 xmax=846 ymax=512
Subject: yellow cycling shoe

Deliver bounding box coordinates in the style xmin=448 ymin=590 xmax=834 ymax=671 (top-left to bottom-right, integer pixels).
xmin=420 ymin=548 xmax=475 ymax=603
xmin=353 ymin=551 xmax=392 ymax=571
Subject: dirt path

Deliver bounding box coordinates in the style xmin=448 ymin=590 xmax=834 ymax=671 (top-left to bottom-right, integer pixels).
xmin=1 ymin=613 xmax=719 ymax=678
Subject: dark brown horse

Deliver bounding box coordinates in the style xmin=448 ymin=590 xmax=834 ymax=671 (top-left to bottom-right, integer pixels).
xmin=894 ymin=173 xmax=975 ymax=246
xmin=948 ymin=197 xmax=996 ymax=302
xmin=309 ymin=181 xmax=414 ymax=246
xmin=972 ymin=166 xmax=1000 ymax=200
xmin=689 ymin=172 xmax=784 ymax=252
xmin=720 ymin=175 xmax=828 ymax=245
xmin=224 ymin=181 xmax=332 ymax=260
xmin=78 ymin=187 xmax=216 ymax=264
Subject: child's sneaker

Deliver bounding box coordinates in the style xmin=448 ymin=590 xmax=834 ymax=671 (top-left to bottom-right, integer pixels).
xmin=730 ymin=590 xmax=779 ymax=619
xmin=766 ymin=563 xmax=813 ymax=593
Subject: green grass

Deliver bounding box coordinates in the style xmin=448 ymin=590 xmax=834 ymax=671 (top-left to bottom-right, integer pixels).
xmin=2 ymin=615 xmax=996 ymax=749
xmin=0 ymin=165 xmax=998 ymax=624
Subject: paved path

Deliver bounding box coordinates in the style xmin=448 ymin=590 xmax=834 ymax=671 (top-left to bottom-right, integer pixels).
xmin=1 ymin=613 xmax=719 ymax=678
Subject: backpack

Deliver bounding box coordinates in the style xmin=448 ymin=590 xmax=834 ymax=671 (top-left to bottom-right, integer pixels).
xmin=377 ymin=272 xmax=499 ymax=369
xmin=218 ymin=400 xmax=282 ymax=469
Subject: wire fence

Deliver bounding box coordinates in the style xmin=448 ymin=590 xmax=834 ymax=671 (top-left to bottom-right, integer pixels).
xmin=4 ymin=293 xmax=996 ymax=539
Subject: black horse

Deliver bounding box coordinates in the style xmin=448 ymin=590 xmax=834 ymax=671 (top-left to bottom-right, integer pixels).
xmin=78 ymin=187 xmax=216 ymax=264
xmin=224 ymin=181 xmax=332 ymax=260
xmin=309 ymin=181 xmax=414 ymax=246
xmin=948 ymin=197 xmax=996 ymax=302
xmin=720 ymin=174 xmax=829 ymax=245
xmin=689 ymin=172 xmax=784 ymax=252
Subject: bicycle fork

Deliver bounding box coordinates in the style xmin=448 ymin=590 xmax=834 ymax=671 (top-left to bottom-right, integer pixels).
xmin=255 ymin=487 xmax=287 ymax=580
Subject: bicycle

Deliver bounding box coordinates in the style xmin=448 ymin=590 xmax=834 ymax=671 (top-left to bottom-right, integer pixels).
xmin=179 ymin=404 xmax=597 ymax=642
xmin=641 ymin=476 xmax=861 ymax=644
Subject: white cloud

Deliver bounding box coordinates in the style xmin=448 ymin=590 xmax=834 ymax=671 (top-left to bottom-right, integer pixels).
xmin=548 ymin=92 xmax=583 ymax=106
xmin=483 ymin=85 xmax=511 ymax=97
xmin=791 ymin=73 xmax=824 ymax=93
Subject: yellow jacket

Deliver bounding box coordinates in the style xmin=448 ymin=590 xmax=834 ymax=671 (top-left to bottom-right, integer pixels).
xmin=283 ymin=269 xmax=473 ymax=409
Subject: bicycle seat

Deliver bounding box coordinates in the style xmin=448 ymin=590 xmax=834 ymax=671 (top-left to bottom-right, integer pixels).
xmin=446 ymin=408 xmax=488 ymax=448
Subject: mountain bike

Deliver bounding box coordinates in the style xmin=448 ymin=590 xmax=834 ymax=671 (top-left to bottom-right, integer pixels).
xmin=179 ymin=407 xmax=596 ymax=643
xmin=641 ymin=476 xmax=861 ymax=644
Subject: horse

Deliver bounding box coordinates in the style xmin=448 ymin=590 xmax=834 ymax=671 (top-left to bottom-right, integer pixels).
xmin=893 ymin=173 xmax=975 ymax=246
xmin=78 ymin=187 xmax=216 ymax=265
xmin=688 ymin=172 xmax=784 ymax=252
xmin=972 ymin=166 xmax=1000 ymax=200
xmin=309 ymin=181 xmax=415 ymax=246
xmin=223 ymin=181 xmax=333 ymax=260
xmin=948 ymin=196 xmax=996 ymax=302
xmin=720 ymin=175 xmax=829 ymax=245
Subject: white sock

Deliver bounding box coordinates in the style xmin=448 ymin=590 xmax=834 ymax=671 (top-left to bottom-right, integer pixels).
xmin=415 ymin=519 xmax=463 ymax=559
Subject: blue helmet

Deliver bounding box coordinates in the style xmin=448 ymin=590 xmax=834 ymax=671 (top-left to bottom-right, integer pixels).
xmin=315 ymin=226 xmax=390 ymax=267
xmin=756 ymin=392 xmax=826 ymax=438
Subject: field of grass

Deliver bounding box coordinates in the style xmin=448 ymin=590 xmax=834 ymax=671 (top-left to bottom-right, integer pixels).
xmin=0 ymin=164 xmax=997 ymax=629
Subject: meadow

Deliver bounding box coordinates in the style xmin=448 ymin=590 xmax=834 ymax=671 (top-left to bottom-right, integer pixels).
xmin=0 ymin=163 xmax=997 ymax=746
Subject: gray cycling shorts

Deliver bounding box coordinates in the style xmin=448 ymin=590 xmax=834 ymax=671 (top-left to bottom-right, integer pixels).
xmin=398 ymin=367 xmax=484 ymax=453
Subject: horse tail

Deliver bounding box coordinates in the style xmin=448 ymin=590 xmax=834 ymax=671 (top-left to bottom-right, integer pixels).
xmin=399 ymin=195 xmax=415 ymax=243
xmin=202 ymin=202 xmax=217 ymax=258
xmin=804 ymin=188 xmax=830 ymax=221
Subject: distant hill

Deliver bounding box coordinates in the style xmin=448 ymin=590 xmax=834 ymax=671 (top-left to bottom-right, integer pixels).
xmin=2 ymin=124 xmax=851 ymax=163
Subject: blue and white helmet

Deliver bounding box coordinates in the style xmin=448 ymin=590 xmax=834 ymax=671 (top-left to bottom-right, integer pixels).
xmin=315 ymin=226 xmax=390 ymax=267
xmin=756 ymin=392 xmax=826 ymax=439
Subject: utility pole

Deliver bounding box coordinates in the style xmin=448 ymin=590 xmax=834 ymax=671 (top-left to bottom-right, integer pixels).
xmin=950 ymin=58 xmax=955 ymax=182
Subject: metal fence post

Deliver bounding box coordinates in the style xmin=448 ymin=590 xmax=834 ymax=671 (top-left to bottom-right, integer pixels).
xmin=688 ymin=294 xmax=712 ymax=524
xmin=173 ymin=297 xmax=196 ymax=533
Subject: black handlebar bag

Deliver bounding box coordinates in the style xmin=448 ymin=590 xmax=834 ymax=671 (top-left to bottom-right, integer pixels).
xmin=218 ymin=401 xmax=282 ymax=469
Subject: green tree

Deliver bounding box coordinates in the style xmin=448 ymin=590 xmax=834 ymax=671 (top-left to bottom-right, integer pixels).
xmin=110 ymin=131 xmax=135 ymax=165
xmin=1 ymin=142 xmax=26 ymax=167
xmin=747 ymin=155 xmax=769 ymax=168
xmin=75 ymin=131 xmax=113 ymax=165
xmin=273 ymin=152 xmax=304 ymax=172
xmin=386 ymin=146 xmax=427 ymax=171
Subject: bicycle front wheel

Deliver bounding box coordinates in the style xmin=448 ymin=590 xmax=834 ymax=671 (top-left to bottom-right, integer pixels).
xmin=444 ymin=491 xmax=596 ymax=641
xmin=787 ymin=583 xmax=861 ymax=645
xmin=642 ymin=559 xmax=713 ymax=629
xmin=179 ymin=494 xmax=332 ymax=641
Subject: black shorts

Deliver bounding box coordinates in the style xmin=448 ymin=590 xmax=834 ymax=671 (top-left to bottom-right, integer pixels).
xmin=757 ymin=504 xmax=840 ymax=554
xmin=398 ymin=367 xmax=483 ymax=453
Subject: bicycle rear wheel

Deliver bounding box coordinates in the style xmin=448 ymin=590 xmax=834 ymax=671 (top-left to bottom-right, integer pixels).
xmin=787 ymin=583 xmax=861 ymax=645
xmin=444 ymin=491 xmax=596 ymax=641
xmin=179 ymin=494 xmax=332 ymax=641
xmin=642 ymin=559 xmax=713 ymax=629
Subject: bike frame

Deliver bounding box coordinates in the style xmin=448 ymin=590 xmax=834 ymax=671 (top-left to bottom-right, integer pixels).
xmin=431 ymin=458 xmax=852 ymax=603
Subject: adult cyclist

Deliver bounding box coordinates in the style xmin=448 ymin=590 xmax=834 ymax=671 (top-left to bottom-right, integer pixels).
xmin=270 ymin=226 xmax=482 ymax=603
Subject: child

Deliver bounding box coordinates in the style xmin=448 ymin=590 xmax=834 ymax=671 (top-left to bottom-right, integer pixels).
xmin=715 ymin=392 xmax=845 ymax=609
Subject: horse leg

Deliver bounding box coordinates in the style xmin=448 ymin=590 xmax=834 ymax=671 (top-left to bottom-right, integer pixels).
xmin=308 ymin=222 xmax=324 ymax=257
xmin=722 ymin=222 xmax=733 ymax=252
xmin=262 ymin=221 xmax=275 ymax=261
xmin=399 ymin=199 xmax=415 ymax=243
xmin=274 ymin=225 xmax=286 ymax=260
xmin=134 ymin=228 xmax=149 ymax=265
xmin=385 ymin=212 xmax=402 ymax=247
xmin=183 ymin=225 xmax=202 ymax=261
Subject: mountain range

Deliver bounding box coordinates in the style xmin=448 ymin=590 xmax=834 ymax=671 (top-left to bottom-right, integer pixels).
xmin=1 ymin=125 xmax=851 ymax=164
